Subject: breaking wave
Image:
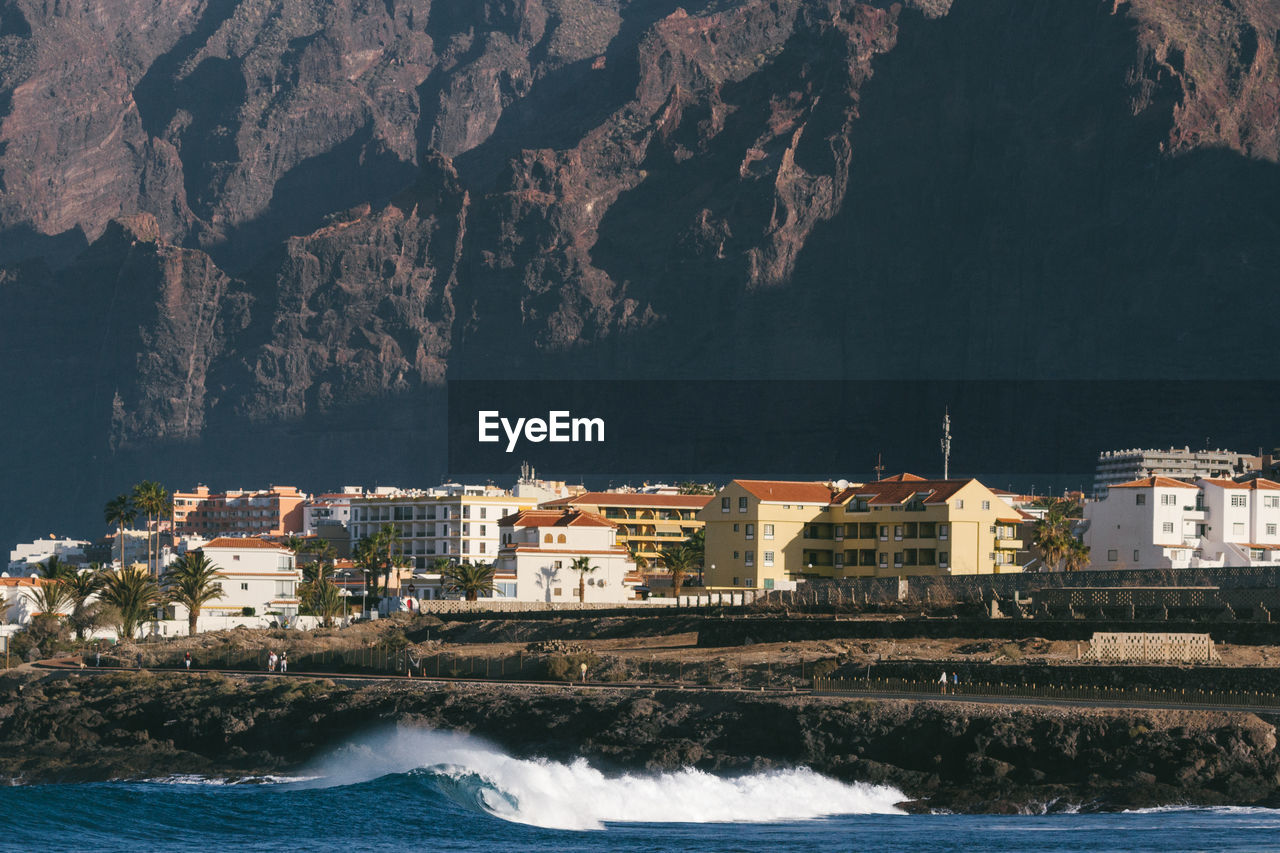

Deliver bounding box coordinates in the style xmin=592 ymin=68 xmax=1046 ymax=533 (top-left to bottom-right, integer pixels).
xmin=295 ymin=727 xmax=905 ymax=831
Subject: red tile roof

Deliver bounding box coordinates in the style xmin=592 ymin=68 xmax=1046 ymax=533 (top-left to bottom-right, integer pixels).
xmin=499 ymin=509 xmax=616 ymax=529
xmin=202 ymin=537 xmax=292 ymax=550
xmin=1200 ymin=478 xmax=1248 ymax=489
xmin=844 ymin=475 xmax=974 ymax=506
xmin=734 ymin=480 xmax=837 ymax=503
xmin=541 ymin=492 xmax=714 ymax=509
xmin=1109 ymin=476 xmax=1198 ymax=490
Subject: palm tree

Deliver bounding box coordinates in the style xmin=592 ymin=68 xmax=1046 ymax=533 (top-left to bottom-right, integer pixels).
xmin=304 ymin=577 xmax=345 ymax=627
xmin=1064 ymin=539 xmax=1091 ymax=573
xmin=1033 ymin=508 xmax=1072 ymax=572
xmin=103 ymin=494 xmax=137 ymax=568
xmin=627 ymin=543 xmax=649 ymax=573
xmin=660 ymin=545 xmax=697 ymax=599
xmin=371 ymin=523 xmax=403 ymax=596
xmin=30 ymin=578 xmax=73 ymax=617
xmin=36 ymin=555 xmax=77 ymax=581
xmin=132 ymin=481 xmax=170 ymax=577
xmin=64 ymin=566 xmax=107 ymax=641
xmin=441 ymin=561 xmax=497 ymax=602
xmin=163 ymin=551 xmax=225 ymax=636
xmin=570 ymin=555 xmax=599 ymax=602
xmin=100 ymin=564 xmax=164 ymax=640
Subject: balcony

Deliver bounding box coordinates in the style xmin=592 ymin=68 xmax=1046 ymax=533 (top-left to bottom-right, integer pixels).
xmin=995 ymin=538 xmax=1023 ymax=549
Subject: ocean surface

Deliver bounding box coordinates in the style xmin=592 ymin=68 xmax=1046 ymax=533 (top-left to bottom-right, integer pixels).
xmin=2 ymin=728 xmax=1277 ymax=852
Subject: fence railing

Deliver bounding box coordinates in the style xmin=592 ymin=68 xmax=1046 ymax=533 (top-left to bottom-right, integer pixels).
xmin=812 ymin=676 xmax=1280 ymax=709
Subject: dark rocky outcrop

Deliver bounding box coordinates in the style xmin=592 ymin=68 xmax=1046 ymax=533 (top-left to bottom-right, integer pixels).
xmin=2 ymin=0 xmax=1280 ymax=545
xmin=2 ymin=668 xmax=1280 ymax=813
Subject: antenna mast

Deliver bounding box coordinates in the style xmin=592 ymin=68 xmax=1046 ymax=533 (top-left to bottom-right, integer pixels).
xmin=941 ymin=408 xmax=952 ymax=480
xmin=873 ymin=452 xmax=885 ymax=482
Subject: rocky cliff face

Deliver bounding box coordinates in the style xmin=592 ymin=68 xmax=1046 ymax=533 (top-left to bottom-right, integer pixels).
xmin=1 ymin=0 xmax=1279 ymax=544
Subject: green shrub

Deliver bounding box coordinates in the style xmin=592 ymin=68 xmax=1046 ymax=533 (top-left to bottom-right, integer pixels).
xmin=546 ymin=651 xmax=599 ymax=681
xmin=999 ymin=643 xmax=1023 ymax=660
xmin=811 ymin=659 xmax=838 ymax=679
xmin=241 ymin=607 xmax=255 ymax=617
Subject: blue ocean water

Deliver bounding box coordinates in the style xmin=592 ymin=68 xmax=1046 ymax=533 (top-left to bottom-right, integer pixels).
xmin=2 ymin=729 xmax=1277 ymax=852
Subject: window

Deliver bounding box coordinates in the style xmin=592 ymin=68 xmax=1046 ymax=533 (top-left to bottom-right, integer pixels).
xmin=954 ymin=499 xmax=964 ymax=509
xmin=938 ymin=524 xmax=949 ymax=540
xmin=1133 ymin=550 xmax=1140 ymax=562
xmin=834 ymin=524 xmax=844 ymax=540
xmin=1107 ymin=549 xmax=1118 ymax=562
xmin=553 ymin=587 xmax=562 ymax=597
xmin=1231 ymin=495 xmax=1247 ymax=507
xmin=739 ymin=497 xmax=748 ymax=512
xmin=240 ymin=582 xmax=248 ymax=590
xmin=554 ymin=560 xmax=563 ymax=569
xmin=462 ymin=523 xmax=470 ymax=536
xmin=462 ymin=541 xmax=470 ymax=554
xmin=480 ymin=525 xmax=486 ymax=537
xmin=1268 ymin=524 xmax=1277 ymax=536
xmin=557 ymin=534 xmax=567 ymax=543
xmin=544 ymin=533 xmax=553 ymax=543
xmin=981 ymin=500 xmax=990 ymax=510
xmin=462 ymin=506 xmax=471 ymax=519
xmin=1252 ymin=548 xmax=1266 ymax=561
xmin=878 ymin=525 xmax=889 ymax=541
xmin=878 ymin=552 xmax=888 ymax=568
xmin=479 ymin=542 xmax=486 ymax=554
xmin=722 ymin=497 xmax=730 ymax=513
xmin=733 ymin=551 xmax=739 ymax=559
xmin=1163 ymin=522 xmax=1174 ymax=534
xmin=480 ymin=507 xmax=487 ymax=519
xmin=938 ymin=551 xmax=948 ymax=567
xmin=733 ymin=523 xmax=740 ymax=532
xmin=232 ymin=554 xmax=240 ymax=561
xmin=1234 ymin=522 xmax=1245 ymax=535
xmin=894 ymin=552 xmax=903 ymax=568
xmin=1136 ymin=494 xmax=1146 ymax=506
xmin=764 ymin=524 xmax=774 ymax=539
xmin=894 ymin=525 xmax=903 ymax=540
xmin=745 ymin=523 xmax=755 ymax=539
xmin=745 ymin=550 xmax=754 ymax=566
xmin=1267 ymin=496 xmax=1280 ymax=508
xmin=764 ymin=551 xmax=775 ymax=566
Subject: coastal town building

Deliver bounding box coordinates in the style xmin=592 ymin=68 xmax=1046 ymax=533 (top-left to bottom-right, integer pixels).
xmin=172 ymin=485 xmax=308 ymax=538
xmin=701 ymin=475 xmax=1026 ymax=588
xmin=1093 ymin=447 xmax=1257 ymax=499
xmin=538 ymin=491 xmax=712 ymax=568
xmin=7 ymin=537 xmax=89 ymax=574
xmin=347 ymin=484 xmax=539 ymax=568
xmin=1084 ymin=477 xmax=1280 ymax=569
xmin=195 ymin=538 xmax=302 ymax=622
xmin=492 ymin=509 xmax=640 ymax=602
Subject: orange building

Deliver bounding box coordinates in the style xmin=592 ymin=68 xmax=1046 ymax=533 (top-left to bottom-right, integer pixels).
xmin=172 ymin=485 xmax=307 ymax=538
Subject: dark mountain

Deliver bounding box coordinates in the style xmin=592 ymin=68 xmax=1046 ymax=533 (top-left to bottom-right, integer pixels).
xmin=1 ymin=0 xmax=1278 ymax=548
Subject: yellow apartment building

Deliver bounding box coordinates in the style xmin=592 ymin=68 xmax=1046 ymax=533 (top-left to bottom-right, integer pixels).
xmin=701 ymin=475 xmax=1025 ymax=588
xmin=539 ymin=492 xmax=712 ymax=567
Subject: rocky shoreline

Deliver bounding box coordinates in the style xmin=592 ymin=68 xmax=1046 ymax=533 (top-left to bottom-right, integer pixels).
xmin=2 ymin=667 xmax=1279 ymax=813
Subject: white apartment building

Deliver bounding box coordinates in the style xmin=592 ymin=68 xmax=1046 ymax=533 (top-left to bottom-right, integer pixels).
xmin=348 ymin=484 xmax=538 ymax=568
xmin=196 ymin=538 xmax=302 ymax=621
xmin=1083 ymin=476 xmax=1280 ymax=569
xmin=493 ymin=509 xmax=640 ymax=603
xmin=1093 ymin=447 xmax=1257 ymax=499
xmin=8 ymin=537 xmax=89 ymax=573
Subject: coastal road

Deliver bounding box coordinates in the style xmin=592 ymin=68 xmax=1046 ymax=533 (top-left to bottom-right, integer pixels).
xmin=32 ymin=659 xmax=1280 ymax=716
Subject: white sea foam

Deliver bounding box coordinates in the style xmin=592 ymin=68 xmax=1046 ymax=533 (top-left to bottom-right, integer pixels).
xmin=296 ymin=726 xmax=906 ymax=831
xmin=144 ymin=774 xmax=314 ymax=785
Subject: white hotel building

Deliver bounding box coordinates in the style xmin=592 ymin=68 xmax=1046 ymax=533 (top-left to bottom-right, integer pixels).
xmin=493 ymin=509 xmax=640 ymax=603
xmin=347 ymin=484 xmax=541 ymax=568
xmin=1084 ymin=476 xmax=1280 ymax=569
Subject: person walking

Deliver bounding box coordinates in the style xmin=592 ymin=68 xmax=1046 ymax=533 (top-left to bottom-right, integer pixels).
xmin=136 ymin=652 xmax=143 ymax=669
xmin=951 ymin=672 xmax=959 ymax=690
xmin=280 ymin=651 xmax=288 ymax=674
xmin=184 ymin=651 xmax=192 ymax=671
xmin=939 ymin=670 xmax=948 ymax=694
xmin=268 ymin=651 xmax=277 ymax=673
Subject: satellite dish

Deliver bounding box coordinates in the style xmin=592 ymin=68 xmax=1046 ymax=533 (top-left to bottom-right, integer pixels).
xmin=835 ymin=479 xmax=850 ymax=490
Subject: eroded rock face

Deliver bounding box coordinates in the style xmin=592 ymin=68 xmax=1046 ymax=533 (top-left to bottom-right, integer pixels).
xmin=1 ymin=0 xmax=1279 ymax=544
